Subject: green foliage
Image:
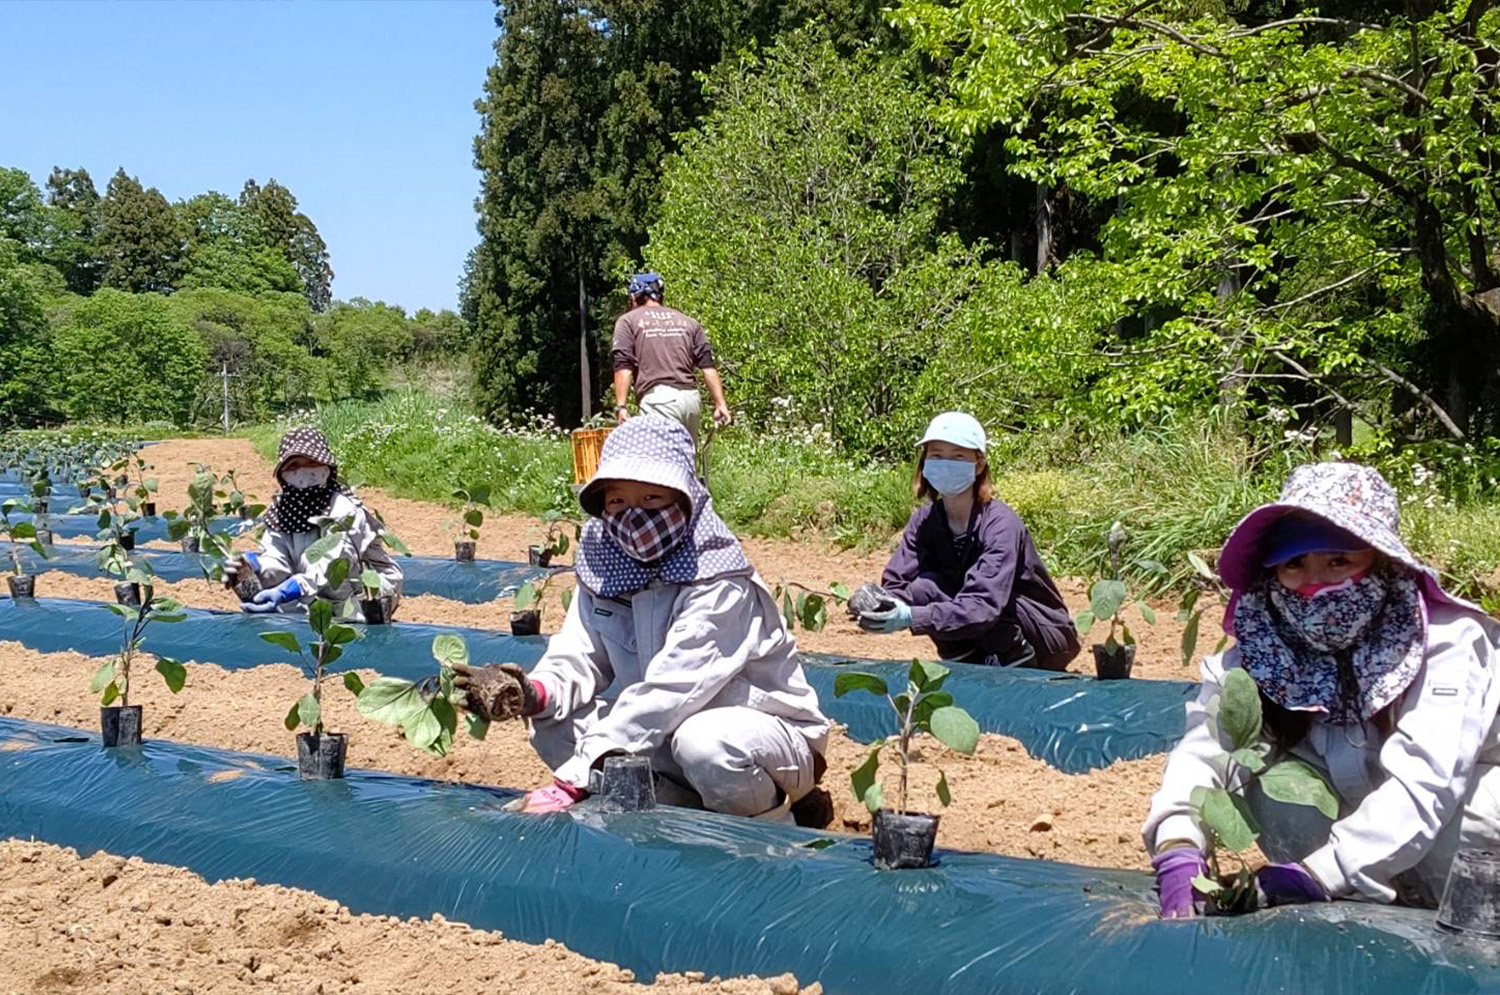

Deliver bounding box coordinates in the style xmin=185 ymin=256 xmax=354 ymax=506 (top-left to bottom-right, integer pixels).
xmin=773 ymin=580 xmax=852 ymax=632
xmin=1189 ymin=669 xmax=1340 ymax=912
xmin=260 ymin=596 xmax=361 ymax=737
xmin=0 ymin=498 xmax=47 ymax=576
xmin=354 ymin=634 xmax=489 ymax=757
xmin=312 ymin=299 xmax=414 ymax=398
xmin=96 ymin=168 xmax=185 ymax=294
xmin=93 ymin=582 xmax=189 ymax=707
xmin=835 ymin=658 xmax=979 ymax=813
xmin=0 ymin=238 xmax=54 ymax=425
xmin=447 ymin=482 xmax=491 ymax=545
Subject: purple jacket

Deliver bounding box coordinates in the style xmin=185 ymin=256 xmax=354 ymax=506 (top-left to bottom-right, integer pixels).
xmin=881 ymin=499 xmax=1080 ymax=665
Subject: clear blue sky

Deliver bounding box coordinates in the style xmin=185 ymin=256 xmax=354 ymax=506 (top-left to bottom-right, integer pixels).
xmin=0 ymin=0 xmax=498 ymax=314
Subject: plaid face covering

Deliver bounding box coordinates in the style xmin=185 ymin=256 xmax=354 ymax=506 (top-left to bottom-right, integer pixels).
xmin=603 ymin=503 xmax=691 ymax=564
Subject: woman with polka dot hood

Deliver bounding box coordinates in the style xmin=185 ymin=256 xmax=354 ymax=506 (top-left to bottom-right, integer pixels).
xmin=455 ymin=415 xmax=830 ymax=819
xmin=223 ymin=428 xmax=404 ymax=616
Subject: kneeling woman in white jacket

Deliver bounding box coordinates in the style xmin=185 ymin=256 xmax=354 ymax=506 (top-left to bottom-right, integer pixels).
xmin=1145 ymin=461 xmax=1500 ymax=916
xmin=225 ymin=427 xmax=403 ymax=616
xmin=459 ymin=414 xmax=829 ymax=819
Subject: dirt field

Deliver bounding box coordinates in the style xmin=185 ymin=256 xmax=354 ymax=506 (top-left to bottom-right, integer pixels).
xmin=39 ymin=436 xmax=1223 ymax=681
xmin=0 ymin=840 xmax=818 ymax=995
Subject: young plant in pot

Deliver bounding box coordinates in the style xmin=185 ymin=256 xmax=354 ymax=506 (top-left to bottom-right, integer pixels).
xmin=446 ymin=482 xmax=491 ymax=561
xmin=113 ymin=452 xmax=159 ymax=517
xmin=356 ymin=567 xmax=395 ymax=625
xmin=217 ymin=468 xmax=266 ymax=522
xmin=1073 ymin=578 xmax=1155 ymax=679
xmin=91 ymin=583 xmax=189 ymax=747
xmin=74 ymin=484 xmax=140 ymax=555
xmin=260 ymin=598 xmax=362 ymax=779
xmin=353 ymin=634 xmax=491 ymax=756
xmin=164 ymin=466 xmax=235 ymax=574
xmin=1187 ymin=668 xmax=1338 ymax=913
xmin=834 ymin=659 xmax=981 ymax=869
xmin=511 ymin=573 xmax=572 ymax=636
xmin=1 ymin=499 xmax=47 ymax=598
xmin=530 ymin=510 xmax=576 ymax=567
xmin=27 ymin=473 xmax=51 ymax=517
xmin=773 ymin=580 xmax=853 ymax=633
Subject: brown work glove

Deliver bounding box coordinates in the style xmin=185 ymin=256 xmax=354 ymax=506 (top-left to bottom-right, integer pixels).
xmin=451 ymin=662 xmax=537 ymax=721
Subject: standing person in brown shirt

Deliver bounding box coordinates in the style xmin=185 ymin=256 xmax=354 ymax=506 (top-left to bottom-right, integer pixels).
xmin=612 ymin=272 xmax=731 ymax=446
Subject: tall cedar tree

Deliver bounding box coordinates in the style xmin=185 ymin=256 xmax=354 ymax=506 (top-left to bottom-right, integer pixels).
xmin=470 ymin=0 xmax=892 ymax=425
xmin=96 ymin=168 xmax=185 ymax=294
xmin=239 ymin=179 xmax=335 ymax=312
xmin=44 ymin=167 xmax=105 ymax=294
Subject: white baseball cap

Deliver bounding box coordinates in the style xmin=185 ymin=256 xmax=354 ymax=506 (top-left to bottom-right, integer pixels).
xmin=918 ymin=412 xmax=987 ymax=454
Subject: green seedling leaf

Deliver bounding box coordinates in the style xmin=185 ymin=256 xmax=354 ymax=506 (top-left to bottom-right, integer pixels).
xmin=863 ymin=781 xmax=884 ymax=814
xmin=781 ymin=589 xmax=795 ymax=627
xmin=307 ymin=599 xmax=333 ymax=638
xmin=1259 ymin=758 xmax=1340 ymax=820
xmin=912 ymin=690 xmax=954 ymax=728
xmin=465 ymin=711 xmax=490 ymax=741
xmin=936 ymin=770 xmax=952 ymax=807
xmin=1229 ymin=748 xmax=1266 ymax=774
xmin=320 ymin=644 xmax=344 ymax=668
xmin=324 ymin=557 xmax=351 ymax=591
xmin=1187 ymin=552 xmax=1217 ymax=581
xmin=560 ymin=588 xmax=573 ymax=612
xmin=381 ymin=530 xmax=411 ymax=556
xmin=154 ymin=657 xmax=187 ymax=694
xmin=909 ymin=659 xmax=950 ymax=692
xmin=431 ymin=633 xmax=469 ymax=670
xmin=833 ymin=671 xmax=888 ymax=697
xmin=1218 ymin=668 xmax=1262 ymax=751
xmin=260 ymin=631 xmax=302 ymax=654
xmin=1180 ymin=610 xmax=1202 ymax=668
xmin=360 ymin=567 xmax=381 ymax=593
xmin=342 ymin=672 xmax=366 ymax=695
xmin=802 ymin=838 xmax=838 ymax=850
xmin=100 ymin=681 xmax=120 ymax=706
xmin=1198 ymin=787 xmax=1259 ymax=852
xmin=89 ymin=659 xmax=117 ymax=694
xmin=463 ymin=508 xmax=483 ymax=528
xmin=798 ymin=593 xmax=827 ymax=632
xmin=1191 ymin=874 xmax=1224 ymax=896
xmin=11 ymin=521 xmax=35 ymax=540
xmin=1121 ymin=623 xmax=1135 ymax=646
xmin=929 ymin=706 xmax=980 ymax=756
xmin=829 ymin=581 xmax=852 ymax=601
xmin=1074 ymin=610 xmax=1096 ymax=636
xmin=356 ymin=678 xmax=429 ymax=726
xmin=423 ymin=696 xmax=459 ymax=756
xmin=851 ymin=746 xmax=881 ymax=812
xmin=297 ymin=692 xmax=320 ymax=731
xmin=326 ymin=623 xmax=359 ymax=646
xmin=468 ymin=484 xmax=492 ymax=506
xmin=1089 ymin=579 xmax=1128 ymax=621
xmin=514 ymin=582 xmax=541 ymax=611
xmin=284 ymin=699 xmax=303 ymax=732
xmin=1139 ymin=602 xmax=1157 ymax=625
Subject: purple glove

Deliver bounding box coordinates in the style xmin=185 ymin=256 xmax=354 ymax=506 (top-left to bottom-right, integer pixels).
xmin=1152 ymin=847 xmax=1208 ymax=918
xmin=1254 ymin=862 xmax=1328 ymax=907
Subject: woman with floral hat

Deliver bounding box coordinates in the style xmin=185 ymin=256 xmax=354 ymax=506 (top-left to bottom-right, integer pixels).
xmin=853 ymin=411 xmax=1079 ymax=670
xmin=223 ymin=427 xmax=403 ymax=616
xmin=453 ymin=414 xmax=829 ymax=820
xmin=1144 ymin=462 xmax=1500 ymax=916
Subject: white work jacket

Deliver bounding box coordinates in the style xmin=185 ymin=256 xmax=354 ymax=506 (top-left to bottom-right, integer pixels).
xmin=255 ymin=492 xmax=403 ymax=606
xmin=1144 ymin=602 xmax=1500 ymax=902
xmin=532 ymin=572 xmax=831 ymax=789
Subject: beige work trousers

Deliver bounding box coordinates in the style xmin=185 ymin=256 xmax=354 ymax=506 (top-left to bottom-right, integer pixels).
xmin=639 ymin=384 xmax=703 ymax=447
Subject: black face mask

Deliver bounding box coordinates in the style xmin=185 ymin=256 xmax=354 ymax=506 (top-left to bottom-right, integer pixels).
xmin=264 ymin=479 xmax=338 ymax=534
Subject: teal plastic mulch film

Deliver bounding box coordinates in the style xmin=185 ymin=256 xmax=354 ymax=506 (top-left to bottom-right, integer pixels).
xmin=6 ymin=597 xmax=1191 ymax=771
xmin=0 ymin=717 xmax=1494 ymax=995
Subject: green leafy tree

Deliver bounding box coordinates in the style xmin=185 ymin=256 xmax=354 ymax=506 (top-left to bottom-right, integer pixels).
xmin=239 ymin=179 xmax=333 ymax=312
xmin=42 ymin=166 xmax=105 ymax=294
xmin=169 ymin=287 xmax=319 ymax=418
xmin=176 ymin=191 xmax=302 ymax=295
xmin=896 ymin=0 xmax=1500 ymax=441
xmin=96 ymin=168 xmax=185 ymax=293
xmin=312 ymin=298 xmax=413 ymax=398
xmin=0 ymin=168 xmax=46 ymax=252
xmin=0 ymin=239 xmax=55 ymax=425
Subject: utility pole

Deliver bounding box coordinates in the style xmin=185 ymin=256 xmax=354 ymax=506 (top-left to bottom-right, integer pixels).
xmin=220 ymin=362 xmax=238 ymax=434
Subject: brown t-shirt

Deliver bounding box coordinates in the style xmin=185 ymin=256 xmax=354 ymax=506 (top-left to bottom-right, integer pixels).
xmin=611 ymin=305 xmax=716 ymax=398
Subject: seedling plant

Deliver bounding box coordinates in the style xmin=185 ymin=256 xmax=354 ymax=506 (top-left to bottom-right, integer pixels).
xmin=260 ymin=599 xmax=362 ymax=737
xmin=1 ymin=499 xmax=47 ymax=576
xmin=446 ymin=482 xmax=491 ymax=549
xmin=1074 ymin=523 xmax=1162 ymax=651
xmin=1176 ymin=551 xmax=1233 ymax=667
xmin=353 ymin=634 xmax=490 ymax=756
xmin=165 ymin=466 xmax=236 ymax=581
xmin=536 ymin=509 xmax=575 ymax=562
xmin=90 ymin=569 xmax=189 ymax=707
xmin=1189 ymin=668 xmax=1339 ymax=912
xmin=834 ymin=659 xmax=980 ymax=813
xmin=774 ymin=580 xmax=852 ymax=633
xmin=217 ymin=468 xmax=265 ymax=520
xmin=111 ymin=453 xmax=158 ymax=514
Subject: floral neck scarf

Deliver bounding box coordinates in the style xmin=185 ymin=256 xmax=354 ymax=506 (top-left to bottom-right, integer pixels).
xmin=1233 ymin=565 xmax=1426 ymax=725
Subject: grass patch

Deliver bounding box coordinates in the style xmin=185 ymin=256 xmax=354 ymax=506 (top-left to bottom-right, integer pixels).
xmin=245 ymin=391 xmax=1500 ymax=597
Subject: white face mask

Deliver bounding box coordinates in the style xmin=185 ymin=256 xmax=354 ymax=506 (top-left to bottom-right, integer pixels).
xmin=282 ymin=466 xmax=331 ymax=489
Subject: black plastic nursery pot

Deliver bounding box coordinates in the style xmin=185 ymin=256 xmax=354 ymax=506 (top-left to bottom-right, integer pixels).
xmin=180 ymin=535 xmax=200 ymax=554
xmin=36 ymin=528 xmax=53 ymax=546
xmin=528 ymin=545 xmax=552 ymax=568
xmin=1437 ymin=849 xmax=1500 ymax=938
xmin=100 ymin=705 xmax=143 ymax=748
xmin=118 ymin=531 xmax=136 ymax=551
xmin=871 ymin=809 xmax=940 ymax=870
xmin=6 ymin=575 xmax=36 ymax=599
xmin=359 ymin=596 xmax=395 ymax=626
xmin=598 ymin=755 xmax=656 ymax=811
xmin=454 ymin=540 xmax=476 ymax=562
xmin=32 ymin=498 xmax=48 ymax=515
xmin=295 ymin=731 xmax=348 ymax=780
xmin=141 ymin=501 xmax=157 ymax=517
xmin=1093 ymin=643 xmax=1135 ymax=680
xmin=510 ymin=610 xmax=541 ymax=636
xmin=114 ymin=582 xmax=144 ymax=607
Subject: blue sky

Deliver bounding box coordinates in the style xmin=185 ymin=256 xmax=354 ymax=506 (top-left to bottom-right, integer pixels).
xmin=0 ymin=0 xmax=498 ymax=313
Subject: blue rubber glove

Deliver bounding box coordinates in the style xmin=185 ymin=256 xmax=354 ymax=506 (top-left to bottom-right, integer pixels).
xmin=1255 ymin=862 xmax=1328 ymax=907
xmin=856 ymin=595 xmax=913 ymax=633
xmin=242 ymin=577 xmax=302 ymax=613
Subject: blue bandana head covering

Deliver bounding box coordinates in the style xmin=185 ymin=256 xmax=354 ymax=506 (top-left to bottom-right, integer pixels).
xmin=576 ymin=415 xmax=750 ymax=597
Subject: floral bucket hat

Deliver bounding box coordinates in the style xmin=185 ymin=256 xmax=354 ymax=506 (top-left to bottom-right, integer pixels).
xmin=1218 ymin=462 xmax=1474 ymax=631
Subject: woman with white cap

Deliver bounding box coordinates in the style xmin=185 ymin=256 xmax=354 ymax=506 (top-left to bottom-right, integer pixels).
xmin=223 ymin=427 xmax=404 ymax=616
xmin=854 ymin=412 xmax=1080 ymax=671
xmin=1145 ymin=462 xmax=1500 ymax=917
xmin=454 ymin=414 xmax=830 ymax=819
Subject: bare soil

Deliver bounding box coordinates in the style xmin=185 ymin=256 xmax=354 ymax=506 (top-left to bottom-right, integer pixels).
xmin=51 ymin=437 xmax=1223 ymax=681
xmin=0 ymin=840 xmax=818 ymax=995
xmin=0 ymin=643 xmax=1161 ymax=871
